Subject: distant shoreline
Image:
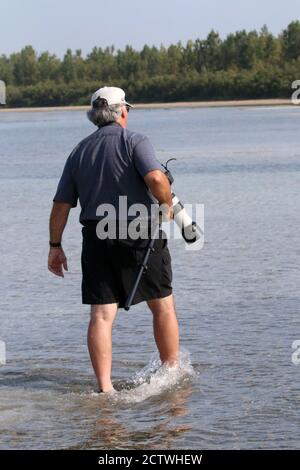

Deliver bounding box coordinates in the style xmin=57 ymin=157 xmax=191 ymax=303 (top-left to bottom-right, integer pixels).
xmin=0 ymin=98 xmax=295 ymax=112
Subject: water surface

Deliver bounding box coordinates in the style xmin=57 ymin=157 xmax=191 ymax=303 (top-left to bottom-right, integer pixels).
xmin=0 ymin=105 xmax=300 ymax=449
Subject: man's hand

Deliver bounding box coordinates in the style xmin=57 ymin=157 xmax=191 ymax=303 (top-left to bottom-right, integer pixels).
xmin=160 ymin=202 xmax=174 ymax=221
xmin=48 ymin=202 xmax=72 ymax=277
xmin=48 ymin=247 xmax=68 ymax=277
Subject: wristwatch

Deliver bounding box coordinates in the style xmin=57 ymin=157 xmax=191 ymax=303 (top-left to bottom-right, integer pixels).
xmin=49 ymin=241 xmax=62 ymax=248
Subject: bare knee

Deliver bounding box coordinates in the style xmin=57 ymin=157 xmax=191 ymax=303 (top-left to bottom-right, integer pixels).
xmin=89 ymin=314 xmax=110 ymax=328
xmin=147 ymin=295 xmax=176 ymax=317
xmin=90 ymin=304 xmax=118 ymax=324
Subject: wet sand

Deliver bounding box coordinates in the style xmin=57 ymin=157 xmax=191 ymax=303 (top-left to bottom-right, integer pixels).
xmin=0 ymin=98 xmax=294 ymax=112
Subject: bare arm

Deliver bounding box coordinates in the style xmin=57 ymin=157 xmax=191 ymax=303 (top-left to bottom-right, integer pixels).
xmin=48 ymin=202 xmax=72 ymax=277
xmin=144 ymin=170 xmax=173 ymax=219
xmin=49 ymin=202 xmax=72 ymax=243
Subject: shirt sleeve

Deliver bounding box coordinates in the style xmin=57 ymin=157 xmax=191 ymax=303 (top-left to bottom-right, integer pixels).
xmin=53 ymin=154 xmax=78 ymax=207
xmin=132 ymin=136 xmax=164 ymax=178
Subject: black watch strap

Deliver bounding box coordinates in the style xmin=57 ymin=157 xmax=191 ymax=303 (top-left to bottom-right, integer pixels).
xmin=49 ymin=241 xmax=62 ymax=248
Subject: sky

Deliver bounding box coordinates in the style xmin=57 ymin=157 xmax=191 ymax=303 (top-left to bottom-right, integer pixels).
xmin=1 ymin=0 xmax=299 ymax=57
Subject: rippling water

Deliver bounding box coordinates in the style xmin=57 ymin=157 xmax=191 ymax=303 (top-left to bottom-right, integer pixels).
xmin=0 ymin=105 xmax=300 ymax=449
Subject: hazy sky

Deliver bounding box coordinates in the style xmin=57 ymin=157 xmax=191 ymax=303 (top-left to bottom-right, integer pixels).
xmin=1 ymin=0 xmax=299 ymax=56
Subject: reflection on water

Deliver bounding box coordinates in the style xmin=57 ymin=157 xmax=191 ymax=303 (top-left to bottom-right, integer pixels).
xmin=71 ymin=385 xmax=194 ymax=450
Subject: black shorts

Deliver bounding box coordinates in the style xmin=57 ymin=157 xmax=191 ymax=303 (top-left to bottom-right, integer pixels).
xmin=81 ymin=222 xmax=173 ymax=308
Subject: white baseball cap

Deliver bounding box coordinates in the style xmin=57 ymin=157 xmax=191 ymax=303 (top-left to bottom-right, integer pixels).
xmin=91 ymin=86 xmax=133 ymax=108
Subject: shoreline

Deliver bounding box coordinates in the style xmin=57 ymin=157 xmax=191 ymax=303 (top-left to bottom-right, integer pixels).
xmin=0 ymin=98 xmax=295 ymax=112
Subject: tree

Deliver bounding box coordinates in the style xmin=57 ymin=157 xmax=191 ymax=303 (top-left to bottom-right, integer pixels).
xmin=116 ymin=45 xmax=141 ymax=80
xmin=11 ymin=46 xmax=38 ymax=85
xmin=0 ymin=54 xmax=13 ymax=84
xmin=60 ymin=48 xmax=86 ymax=82
xmin=38 ymin=52 xmax=61 ymax=82
xmin=205 ymin=30 xmax=222 ymax=70
xmin=282 ymin=21 xmax=300 ymax=60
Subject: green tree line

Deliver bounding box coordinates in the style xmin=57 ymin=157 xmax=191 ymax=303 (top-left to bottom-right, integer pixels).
xmin=1 ymin=21 xmax=300 ymax=107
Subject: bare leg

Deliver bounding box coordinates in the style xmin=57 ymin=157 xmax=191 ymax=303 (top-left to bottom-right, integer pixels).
xmin=147 ymin=294 xmax=180 ymax=366
xmin=87 ymin=303 xmax=118 ymax=392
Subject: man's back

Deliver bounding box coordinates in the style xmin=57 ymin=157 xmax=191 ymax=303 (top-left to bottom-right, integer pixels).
xmin=54 ymin=122 xmax=163 ymax=223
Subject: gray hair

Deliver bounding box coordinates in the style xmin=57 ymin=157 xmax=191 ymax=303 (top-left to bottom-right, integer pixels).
xmin=87 ymin=98 xmax=123 ymax=127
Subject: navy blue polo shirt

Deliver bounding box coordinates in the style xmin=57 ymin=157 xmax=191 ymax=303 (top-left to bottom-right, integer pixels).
xmin=53 ymin=123 xmax=164 ymax=223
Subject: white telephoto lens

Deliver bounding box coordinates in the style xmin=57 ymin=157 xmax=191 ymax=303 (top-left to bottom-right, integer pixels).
xmin=172 ymin=194 xmax=203 ymax=244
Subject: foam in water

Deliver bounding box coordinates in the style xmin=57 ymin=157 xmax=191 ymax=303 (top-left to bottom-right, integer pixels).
xmin=92 ymin=349 xmax=195 ymax=404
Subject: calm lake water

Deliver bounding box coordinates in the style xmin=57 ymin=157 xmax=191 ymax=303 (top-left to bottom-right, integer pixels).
xmin=0 ymin=105 xmax=300 ymax=450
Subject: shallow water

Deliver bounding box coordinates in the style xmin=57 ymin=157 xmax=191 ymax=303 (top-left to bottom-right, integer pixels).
xmin=0 ymin=106 xmax=300 ymax=449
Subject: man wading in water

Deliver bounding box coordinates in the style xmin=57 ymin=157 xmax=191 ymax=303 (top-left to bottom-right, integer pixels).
xmin=48 ymin=87 xmax=180 ymax=393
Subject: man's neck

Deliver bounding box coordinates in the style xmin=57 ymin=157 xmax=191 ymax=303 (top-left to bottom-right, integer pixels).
xmin=116 ymin=117 xmax=127 ymax=128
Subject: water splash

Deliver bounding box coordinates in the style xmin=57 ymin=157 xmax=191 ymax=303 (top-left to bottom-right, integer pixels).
xmin=102 ymin=349 xmax=195 ymax=404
